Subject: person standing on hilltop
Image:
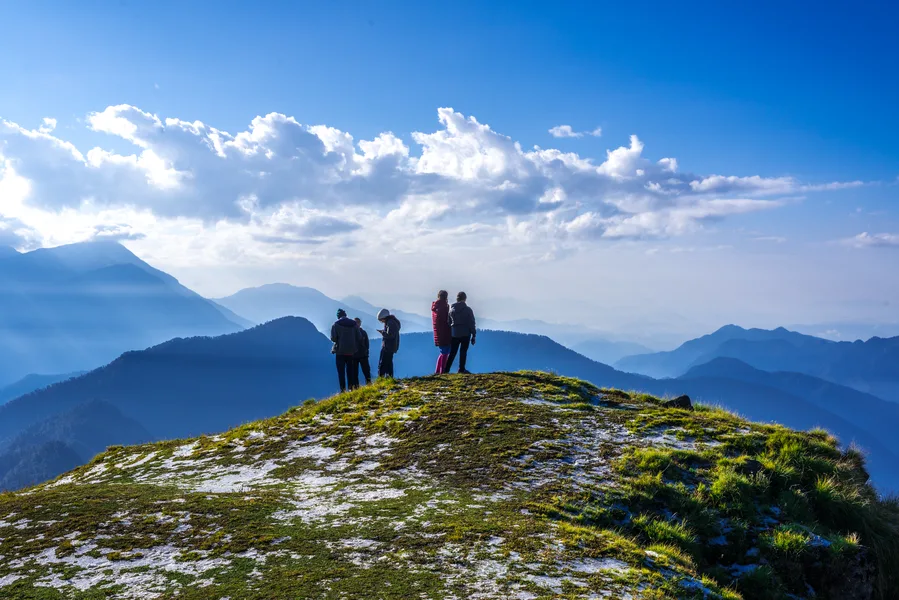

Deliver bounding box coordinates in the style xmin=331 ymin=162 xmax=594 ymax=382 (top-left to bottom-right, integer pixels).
xmin=353 ymin=317 xmax=372 ymax=385
xmin=445 ymin=292 xmax=476 ymax=374
xmin=431 ymin=290 xmax=452 ymax=374
xmin=376 ymin=309 xmax=402 ymax=378
xmin=330 ymin=308 xmax=363 ymax=392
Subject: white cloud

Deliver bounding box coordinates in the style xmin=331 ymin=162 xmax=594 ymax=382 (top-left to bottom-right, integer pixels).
xmin=0 ymin=104 xmax=867 ymax=271
xmin=548 ymin=125 xmax=602 ymax=138
xmin=843 ymin=232 xmax=899 ymax=248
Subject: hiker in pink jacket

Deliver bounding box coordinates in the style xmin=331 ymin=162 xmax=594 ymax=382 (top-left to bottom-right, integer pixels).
xmin=431 ymin=290 xmax=452 ymax=374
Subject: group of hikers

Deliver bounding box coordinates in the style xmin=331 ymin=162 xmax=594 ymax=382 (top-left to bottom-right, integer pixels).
xmin=330 ymin=290 xmax=477 ymax=392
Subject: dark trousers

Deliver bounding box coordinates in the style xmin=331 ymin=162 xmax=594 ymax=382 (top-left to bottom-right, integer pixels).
xmin=355 ymin=355 xmax=372 ymax=384
xmin=378 ymin=347 xmax=395 ymax=378
xmin=446 ymin=335 xmax=471 ymax=373
xmin=336 ymin=355 xmax=359 ymax=391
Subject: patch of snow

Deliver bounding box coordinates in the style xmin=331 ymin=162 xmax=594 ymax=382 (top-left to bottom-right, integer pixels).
xmin=172 ymin=442 xmax=198 ymax=458
xmin=568 ymin=557 xmax=630 ymax=574
xmin=339 ymin=538 xmax=381 ymax=549
xmin=283 ymin=441 xmax=337 ymax=462
xmin=520 ymin=398 xmax=558 ymax=407
xmin=118 ymin=452 xmax=158 ymax=470
xmin=0 ymin=574 xmax=23 ymax=588
xmin=26 ymin=542 xmax=239 ymax=597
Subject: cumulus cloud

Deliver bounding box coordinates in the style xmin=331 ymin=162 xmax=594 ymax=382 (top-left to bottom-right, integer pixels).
xmin=548 ymin=125 xmax=602 ymax=138
xmin=0 ymin=105 xmax=866 ymax=266
xmin=843 ymin=232 xmax=899 ymax=248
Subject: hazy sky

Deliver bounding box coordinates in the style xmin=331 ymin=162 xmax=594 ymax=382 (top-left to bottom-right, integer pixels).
xmin=0 ymin=2 xmax=897 ymax=333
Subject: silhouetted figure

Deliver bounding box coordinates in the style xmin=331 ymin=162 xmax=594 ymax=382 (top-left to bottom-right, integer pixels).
xmin=376 ymin=309 xmax=401 ymax=378
xmin=354 ymin=317 xmax=372 ymax=385
xmin=446 ymin=292 xmax=476 ymax=374
xmin=432 ymin=290 xmax=452 ymax=374
xmin=330 ymin=308 xmax=362 ymax=391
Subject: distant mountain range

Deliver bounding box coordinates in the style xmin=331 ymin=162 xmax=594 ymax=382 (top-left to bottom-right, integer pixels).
xmin=3 ymin=318 xmax=899 ymax=494
xmin=0 ymin=317 xmax=334 ymax=445
xmin=615 ymin=324 xmax=899 ymax=402
xmin=214 ymin=284 xmax=432 ymax=336
xmin=341 ymin=294 xmax=432 ymax=331
xmin=217 ymin=284 xmax=655 ymax=364
xmin=0 ymin=241 xmax=245 ymax=386
xmin=788 ymin=321 xmax=899 ymax=342
xmin=0 ymin=372 xmax=84 ymax=406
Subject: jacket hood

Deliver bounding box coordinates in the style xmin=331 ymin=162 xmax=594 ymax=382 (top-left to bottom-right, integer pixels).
xmin=335 ymin=317 xmax=356 ymax=328
xmin=432 ymin=300 xmax=448 ymax=312
xmin=451 ymin=301 xmax=467 ymax=309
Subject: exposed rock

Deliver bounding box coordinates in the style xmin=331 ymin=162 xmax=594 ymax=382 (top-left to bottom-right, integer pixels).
xmin=662 ymin=394 xmax=694 ymax=410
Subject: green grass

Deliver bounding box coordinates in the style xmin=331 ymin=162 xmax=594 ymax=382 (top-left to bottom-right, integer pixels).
xmin=0 ymin=371 xmax=897 ymax=599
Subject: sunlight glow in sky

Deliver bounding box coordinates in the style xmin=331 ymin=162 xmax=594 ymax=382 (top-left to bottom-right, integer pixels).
xmin=0 ymin=1 xmax=896 ymax=333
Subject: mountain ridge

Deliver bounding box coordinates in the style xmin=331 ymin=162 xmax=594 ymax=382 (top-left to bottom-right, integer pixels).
xmin=0 ymin=241 xmax=244 ymax=386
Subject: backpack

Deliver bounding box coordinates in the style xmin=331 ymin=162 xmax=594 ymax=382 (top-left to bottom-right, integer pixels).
xmin=393 ymin=318 xmax=402 ymax=353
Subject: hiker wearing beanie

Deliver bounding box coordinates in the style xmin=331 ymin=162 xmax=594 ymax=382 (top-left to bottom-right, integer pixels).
xmin=431 ymin=290 xmax=452 ymax=374
xmin=330 ymin=308 xmax=363 ymax=392
xmin=376 ymin=308 xmax=402 ymax=378
xmin=446 ymin=291 xmax=476 ymax=374
xmin=353 ymin=317 xmax=372 ymax=385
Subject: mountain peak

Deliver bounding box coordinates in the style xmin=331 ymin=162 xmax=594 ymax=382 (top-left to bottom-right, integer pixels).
xmin=26 ymin=240 xmax=145 ymax=273
xmin=681 ymin=356 xmax=765 ymax=379
xmin=713 ymin=324 xmax=747 ymax=334
xmin=1 ymin=372 xmax=893 ymax=598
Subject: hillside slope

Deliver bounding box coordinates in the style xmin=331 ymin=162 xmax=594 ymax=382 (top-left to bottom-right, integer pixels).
xmin=0 ymin=241 xmax=244 ymax=385
xmin=683 ymin=358 xmax=899 ymax=454
xmin=0 ymin=372 xmax=84 ymax=406
xmin=0 ymin=400 xmax=151 ymax=491
xmin=0 ymin=317 xmax=333 ymax=443
xmin=1 ymin=373 xmax=896 ymax=599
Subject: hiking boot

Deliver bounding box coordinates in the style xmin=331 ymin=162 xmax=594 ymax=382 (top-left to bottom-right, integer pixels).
xmin=458 ymin=369 xmax=471 ymax=374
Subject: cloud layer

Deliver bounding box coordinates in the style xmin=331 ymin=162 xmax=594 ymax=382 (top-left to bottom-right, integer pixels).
xmin=844 ymin=232 xmax=899 ymax=248
xmin=0 ymin=105 xmax=862 ymax=262
xmin=548 ymin=125 xmax=603 ymax=138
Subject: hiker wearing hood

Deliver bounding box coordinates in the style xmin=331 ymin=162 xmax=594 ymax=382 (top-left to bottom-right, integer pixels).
xmin=376 ymin=309 xmax=401 ymax=378
xmin=445 ymin=291 xmax=476 ymax=374
xmin=353 ymin=317 xmax=372 ymax=385
xmin=330 ymin=308 xmax=363 ymax=392
xmin=432 ymin=290 xmax=452 ymax=374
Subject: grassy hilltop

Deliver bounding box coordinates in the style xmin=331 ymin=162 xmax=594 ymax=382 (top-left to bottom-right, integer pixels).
xmin=1 ymin=372 xmax=897 ymax=599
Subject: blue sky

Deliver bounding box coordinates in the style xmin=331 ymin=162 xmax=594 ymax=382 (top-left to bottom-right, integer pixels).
xmin=0 ymin=1 xmax=897 ymax=336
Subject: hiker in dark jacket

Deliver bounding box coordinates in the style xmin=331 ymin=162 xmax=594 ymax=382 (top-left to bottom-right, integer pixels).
xmin=445 ymin=291 xmax=476 ymax=374
xmin=353 ymin=317 xmax=372 ymax=385
xmin=330 ymin=308 xmax=363 ymax=391
xmin=432 ymin=290 xmax=452 ymax=374
xmin=376 ymin=309 xmax=401 ymax=378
